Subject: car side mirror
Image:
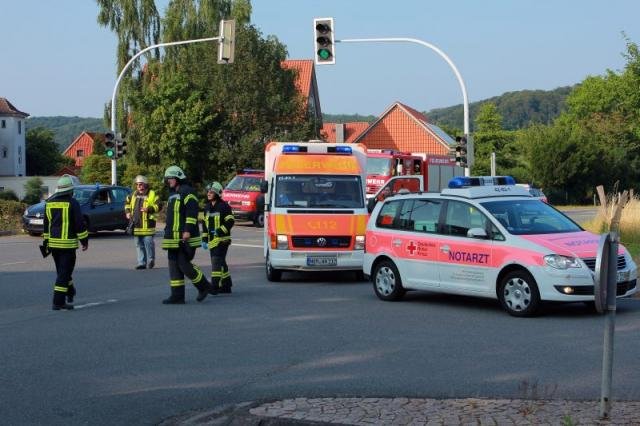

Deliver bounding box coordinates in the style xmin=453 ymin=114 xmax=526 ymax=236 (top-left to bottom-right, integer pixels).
xmin=260 ymin=180 xmax=268 ymax=194
xmin=467 ymin=227 xmax=488 ymax=239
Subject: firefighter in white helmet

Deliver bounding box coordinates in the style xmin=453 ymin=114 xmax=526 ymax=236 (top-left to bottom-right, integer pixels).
xmin=125 ymin=174 xmax=160 ymax=269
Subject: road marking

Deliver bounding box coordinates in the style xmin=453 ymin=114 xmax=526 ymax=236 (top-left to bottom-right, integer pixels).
xmin=1 ymin=261 xmax=28 ymax=266
xmin=75 ymin=299 xmax=118 ymax=309
xmin=233 ymin=243 xmax=263 ymax=248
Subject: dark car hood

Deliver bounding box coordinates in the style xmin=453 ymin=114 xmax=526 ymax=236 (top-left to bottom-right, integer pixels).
xmin=25 ymin=201 xmax=46 ymax=216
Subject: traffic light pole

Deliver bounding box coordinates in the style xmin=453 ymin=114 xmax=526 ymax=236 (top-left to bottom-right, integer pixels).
xmin=337 ymin=37 xmax=471 ymax=177
xmin=109 ymin=36 xmax=221 ymax=185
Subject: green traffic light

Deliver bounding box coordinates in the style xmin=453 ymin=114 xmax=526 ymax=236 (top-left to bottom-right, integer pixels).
xmin=106 ymin=149 xmax=115 ymax=158
xmin=318 ymin=49 xmax=332 ymax=60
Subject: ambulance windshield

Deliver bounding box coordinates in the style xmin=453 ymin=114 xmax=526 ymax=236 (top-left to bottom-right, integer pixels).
xmin=275 ymin=175 xmax=364 ymax=208
xmin=481 ymin=199 xmax=583 ymax=235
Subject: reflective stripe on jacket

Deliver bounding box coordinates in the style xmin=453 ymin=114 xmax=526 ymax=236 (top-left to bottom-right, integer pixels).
xmin=162 ymin=184 xmax=202 ymax=249
xmin=126 ymin=189 xmax=160 ymax=236
xmin=202 ymin=199 xmax=234 ymax=248
xmin=43 ymin=195 xmax=89 ymax=249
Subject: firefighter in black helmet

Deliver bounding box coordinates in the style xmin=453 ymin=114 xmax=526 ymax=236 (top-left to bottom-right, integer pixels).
xmin=161 ymin=166 xmax=213 ymax=304
xmin=43 ymin=174 xmax=89 ymax=310
xmin=202 ymin=181 xmax=234 ymax=294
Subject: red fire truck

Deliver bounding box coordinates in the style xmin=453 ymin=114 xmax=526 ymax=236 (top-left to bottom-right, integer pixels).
xmin=222 ymin=169 xmax=265 ymax=227
xmin=366 ymin=150 xmax=463 ymax=197
xmin=365 ymin=150 xmax=422 ymax=197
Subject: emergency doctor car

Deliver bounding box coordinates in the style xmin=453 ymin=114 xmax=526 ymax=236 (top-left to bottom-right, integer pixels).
xmin=363 ymin=176 xmax=638 ymax=316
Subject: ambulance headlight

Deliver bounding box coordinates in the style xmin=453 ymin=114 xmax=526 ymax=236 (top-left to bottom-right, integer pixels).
xmin=276 ymin=234 xmax=289 ymax=250
xmin=354 ymin=235 xmax=365 ymax=250
xmin=544 ymin=254 xmax=581 ymax=269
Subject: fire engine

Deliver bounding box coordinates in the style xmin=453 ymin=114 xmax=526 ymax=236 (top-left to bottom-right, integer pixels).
xmin=222 ymin=169 xmax=265 ymax=227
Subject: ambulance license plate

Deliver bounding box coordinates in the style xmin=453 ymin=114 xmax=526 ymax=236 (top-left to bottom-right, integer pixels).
xmin=617 ymin=270 xmax=630 ymax=282
xmin=306 ymin=256 xmax=337 ymax=267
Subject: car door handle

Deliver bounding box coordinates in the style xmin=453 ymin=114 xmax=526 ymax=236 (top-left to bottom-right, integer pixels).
xmin=440 ymin=245 xmax=450 ymax=253
xmin=392 ymin=239 xmax=402 ymax=247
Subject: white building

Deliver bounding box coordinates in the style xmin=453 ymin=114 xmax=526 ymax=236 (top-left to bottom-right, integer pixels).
xmin=0 ymin=97 xmax=29 ymax=177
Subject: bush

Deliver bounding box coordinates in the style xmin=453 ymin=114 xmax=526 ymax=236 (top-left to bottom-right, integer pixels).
xmin=23 ymin=177 xmax=44 ymax=205
xmin=0 ymin=190 xmax=19 ymax=201
xmin=0 ymin=200 xmax=27 ymax=233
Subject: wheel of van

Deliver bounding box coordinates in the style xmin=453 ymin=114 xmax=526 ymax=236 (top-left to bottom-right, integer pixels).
xmin=266 ymin=251 xmax=282 ymax=282
xmin=254 ymin=212 xmax=265 ymax=228
xmin=373 ymin=260 xmax=405 ymax=301
xmin=498 ymin=270 xmax=541 ymax=317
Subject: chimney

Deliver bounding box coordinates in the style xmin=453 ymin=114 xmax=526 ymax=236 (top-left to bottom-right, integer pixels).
xmin=335 ymin=123 xmax=345 ymax=143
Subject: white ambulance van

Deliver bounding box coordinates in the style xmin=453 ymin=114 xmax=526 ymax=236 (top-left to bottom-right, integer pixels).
xmin=363 ymin=176 xmax=638 ymax=316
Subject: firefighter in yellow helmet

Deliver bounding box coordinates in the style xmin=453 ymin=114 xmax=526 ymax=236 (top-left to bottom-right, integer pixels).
xmin=202 ymin=181 xmax=234 ymax=294
xmin=125 ymin=175 xmax=160 ymax=269
xmin=43 ymin=174 xmax=89 ymax=310
xmin=161 ymin=166 xmax=213 ymax=304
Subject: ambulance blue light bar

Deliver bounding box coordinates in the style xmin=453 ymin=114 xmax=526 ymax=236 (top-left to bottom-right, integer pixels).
xmin=283 ymin=145 xmax=308 ymax=153
xmin=327 ymin=146 xmax=352 ymax=154
xmin=448 ymin=175 xmax=516 ymax=188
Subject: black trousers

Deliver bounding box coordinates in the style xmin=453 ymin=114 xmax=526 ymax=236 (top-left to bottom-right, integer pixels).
xmin=167 ymin=245 xmax=206 ymax=288
xmin=210 ymin=243 xmax=231 ymax=290
xmin=51 ymin=249 xmax=76 ymax=305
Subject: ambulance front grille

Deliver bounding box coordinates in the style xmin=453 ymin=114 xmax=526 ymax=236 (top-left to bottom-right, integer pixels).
xmin=291 ymin=236 xmax=351 ymax=248
xmin=581 ymin=255 xmax=626 ymax=271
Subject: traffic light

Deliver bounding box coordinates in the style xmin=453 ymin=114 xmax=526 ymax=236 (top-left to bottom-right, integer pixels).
xmin=116 ymin=134 xmax=127 ymax=159
xmin=455 ymin=136 xmax=468 ymax=168
xmin=217 ymin=19 xmax=235 ymax=64
xmin=314 ymin=17 xmax=335 ymax=65
xmin=104 ymin=132 xmax=116 ymax=159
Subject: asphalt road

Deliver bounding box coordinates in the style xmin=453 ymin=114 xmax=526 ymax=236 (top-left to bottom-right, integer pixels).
xmin=1 ymin=222 xmax=639 ymax=425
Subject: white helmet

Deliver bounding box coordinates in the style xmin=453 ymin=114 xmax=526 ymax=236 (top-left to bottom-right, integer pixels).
xmin=135 ymin=175 xmax=148 ymax=185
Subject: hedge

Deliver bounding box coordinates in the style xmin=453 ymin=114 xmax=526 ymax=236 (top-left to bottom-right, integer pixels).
xmin=0 ymin=200 xmax=26 ymax=233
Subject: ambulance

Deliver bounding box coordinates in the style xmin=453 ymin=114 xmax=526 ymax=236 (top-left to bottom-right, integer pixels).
xmin=363 ymin=176 xmax=638 ymax=316
xmin=262 ymin=142 xmax=369 ymax=281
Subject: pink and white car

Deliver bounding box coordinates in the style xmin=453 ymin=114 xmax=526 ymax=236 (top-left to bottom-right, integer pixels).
xmin=363 ymin=176 xmax=637 ymax=316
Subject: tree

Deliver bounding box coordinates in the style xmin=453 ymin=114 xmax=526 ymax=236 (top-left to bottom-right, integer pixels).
xmin=23 ymin=177 xmax=44 ymax=205
xmin=471 ymin=103 xmax=524 ymax=179
xmin=25 ymin=127 xmax=73 ymax=175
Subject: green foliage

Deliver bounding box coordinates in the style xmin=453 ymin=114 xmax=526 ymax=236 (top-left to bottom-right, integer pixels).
xmin=98 ymin=1 xmax=315 ymax=187
xmin=25 ymin=117 xmax=106 ymax=151
xmin=80 ymin=154 xmax=119 ymax=185
xmin=0 ymin=190 xmax=19 ymax=202
xmin=428 ymin=86 xmax=573 ymax=131
xmin=322 ymin=113 xmax=377 ymax=124
xmin=22 ymin=177 xmax=44 ymax=205
xmin=25 ymin=127 xmax=74 ymax=175
xmin=0 ymin=200 xmax=26 ymax=232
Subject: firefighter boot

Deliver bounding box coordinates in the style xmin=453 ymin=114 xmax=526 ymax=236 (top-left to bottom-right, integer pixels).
xmin=220 ymin=276 xmax=232 ymax=294
xmin=209 ymin=275 xmax=220 ymax=296
xmin=52 ymin=291 xmax=74 ymax=310
xmin=162 ymin=286 xmax=185 ymax=304
xmin=195 ymin=279 xmax=213 ymax=302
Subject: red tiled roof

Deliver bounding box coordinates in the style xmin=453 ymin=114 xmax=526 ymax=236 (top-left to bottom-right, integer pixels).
xmin=281 ymin=60 xmax=314 ymax=98
xmin=0 ymin=97 xmax=29 ymax=117
xmin=353 ymin=102 xmax=452 ymax=155
xmin=321 ymin=122 xmax=370 ymax=143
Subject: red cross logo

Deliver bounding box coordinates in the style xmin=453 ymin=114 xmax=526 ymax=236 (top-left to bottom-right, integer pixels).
xmin=407 ymin=241 xmax=417 ymax=255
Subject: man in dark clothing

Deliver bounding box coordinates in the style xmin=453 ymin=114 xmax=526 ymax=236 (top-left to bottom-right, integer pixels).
xmin=43 ymin=175 xmax=89 ymax=310
xmin=161 ymin=166 xmax=213 ymax=304
xmin=202 ymin=181 xmax=234 ymax=294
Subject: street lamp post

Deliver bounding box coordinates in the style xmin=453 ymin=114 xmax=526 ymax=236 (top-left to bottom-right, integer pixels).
xmin=109 ymin=36 xmax=221 ymax=185
xmin=337 ymin=37 xmax=471 ymax=176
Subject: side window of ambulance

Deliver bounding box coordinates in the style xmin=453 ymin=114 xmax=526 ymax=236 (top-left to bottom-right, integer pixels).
xmin=376 ymin=200 xmax=402 ymax=229
xmin=444 ymin=201 xmax=489 ymax=238
xmin=409 ymin=198 xmax=442 ymax=234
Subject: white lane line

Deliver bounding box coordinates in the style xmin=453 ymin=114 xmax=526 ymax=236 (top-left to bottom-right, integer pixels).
xmin=74 ymin=299 xmax=118 ymax=309
xmin=1 ymin=261 xmax=28 ymax=266
xmin=233 ymin=243 xmax=263 ymax=248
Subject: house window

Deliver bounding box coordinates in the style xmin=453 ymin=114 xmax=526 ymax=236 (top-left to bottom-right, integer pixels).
xmin=1 ymin=120 xmax=5 ymax=128
xmin=18 ymin=121 xmax=22 ymax=134
xmin=2 ymin=147 xmax=7 ymax=158
xmin=76 ymin=149 xmax=84 ymax=157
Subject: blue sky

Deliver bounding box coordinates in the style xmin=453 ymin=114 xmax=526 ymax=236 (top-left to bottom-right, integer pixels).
xmin=2 ymin=0 xmax=639 ymax=118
